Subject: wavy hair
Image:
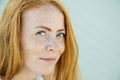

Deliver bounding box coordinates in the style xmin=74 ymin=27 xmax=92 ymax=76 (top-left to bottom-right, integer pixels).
xmin=0 ymin=0 xmax=80 ymax=80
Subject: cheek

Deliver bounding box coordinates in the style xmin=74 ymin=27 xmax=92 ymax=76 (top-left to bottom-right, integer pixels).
xmin=21 ymin=34 xmax=43 ymax=51
xmin=56 ymin=43 xmax=65 ymax=63
xmin=58 ymin=42 xmax=65 ymax=56
xmin=21 ymin=36 xmax=42 ymax=61
xmin=61 ymin=44 xmax=65 ymax=54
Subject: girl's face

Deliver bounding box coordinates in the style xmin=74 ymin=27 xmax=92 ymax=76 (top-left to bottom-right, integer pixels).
xmin=21 ymin=4 xmax=65 ymax=75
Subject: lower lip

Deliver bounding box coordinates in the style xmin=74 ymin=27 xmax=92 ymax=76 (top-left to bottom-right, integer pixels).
xmin=40 ymin=58 xmax=56 ymax=63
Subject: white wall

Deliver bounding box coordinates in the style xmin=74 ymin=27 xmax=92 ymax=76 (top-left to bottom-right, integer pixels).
xmin=0 ymin=0 xmax=120 ymax=80
xmin=61 ymin=0 xmax=120 ymax=80
xmin=0 ymin=0 xmax=8 ymax=15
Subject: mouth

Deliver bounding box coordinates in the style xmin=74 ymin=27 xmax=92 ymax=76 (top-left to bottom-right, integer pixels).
xmin=40 ymin=57 xmax=56 ymax=63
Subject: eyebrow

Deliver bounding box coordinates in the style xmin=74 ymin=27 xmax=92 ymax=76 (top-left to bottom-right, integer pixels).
xmin=35 ymin=26 xmax=65 ymax=32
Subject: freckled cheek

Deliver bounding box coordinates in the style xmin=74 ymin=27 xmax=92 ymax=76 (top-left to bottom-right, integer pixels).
xmin=58 ymin=42 xmax=65 ymax=55
xmin=34 ymin=36 xmax=65 ymax=53
xmin=21 ymin=37 xmax=43 ymax=55
xmin=34 ymin=39 xmax=47 ymax=49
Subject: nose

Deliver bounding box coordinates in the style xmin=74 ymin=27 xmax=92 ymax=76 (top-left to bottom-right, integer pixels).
xmin=45 ymin=37 xmax=59 ymax=52
xmin=46 ymin=45 xmax=54 ymax=51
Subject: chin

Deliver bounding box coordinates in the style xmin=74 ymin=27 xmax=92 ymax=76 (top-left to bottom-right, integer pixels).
xmin=41 ymin=66 xmax=55 ymax=75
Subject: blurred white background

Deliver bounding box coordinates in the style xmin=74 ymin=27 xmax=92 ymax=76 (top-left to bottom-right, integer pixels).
xmin=0 ymin=0 xmax=120 ymax=80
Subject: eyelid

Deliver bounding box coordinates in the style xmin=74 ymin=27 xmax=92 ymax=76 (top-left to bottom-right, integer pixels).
xmin=36 ymin=31 xmax=46 ymax=35
xmin=56 ymin=32 xmax=66 ymax=38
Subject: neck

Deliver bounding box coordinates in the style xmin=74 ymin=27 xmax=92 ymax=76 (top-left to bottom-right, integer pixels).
xmin=43 ymin=73 xmax=56 ymax=80
xmin=11 ymin=67 xmax=56 ymax=80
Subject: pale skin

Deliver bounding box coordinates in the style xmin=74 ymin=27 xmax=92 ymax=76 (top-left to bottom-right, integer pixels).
xmin=11 ymin=4 xmax=65 ymax=80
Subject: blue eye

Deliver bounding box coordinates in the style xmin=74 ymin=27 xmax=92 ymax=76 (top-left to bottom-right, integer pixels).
xmin=36 ymin=31 xmax=45 ymax=36
xmin=56 ymin=33 xmax=66 ymax=38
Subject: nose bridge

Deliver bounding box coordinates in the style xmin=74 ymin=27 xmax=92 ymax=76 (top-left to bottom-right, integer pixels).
xmin=45 ymin=34 xmax=59 ymax=51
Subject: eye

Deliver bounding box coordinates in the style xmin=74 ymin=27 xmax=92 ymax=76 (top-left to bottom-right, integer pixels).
xmin=56 ymin=33 xmax=66 ymax=38
xmin=36 ymin=31 xmax=46 ymax=36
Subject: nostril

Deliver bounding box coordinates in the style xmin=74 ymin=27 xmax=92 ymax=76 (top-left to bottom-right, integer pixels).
xmin=46 ymin=45 xmax=54 ymax=51
xmin=49 ymin=48 xmax=53 ymax=51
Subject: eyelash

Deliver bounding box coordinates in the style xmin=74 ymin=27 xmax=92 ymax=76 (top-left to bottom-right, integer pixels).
xmin=56 ymin=33 xmax=66 ymax=38
xmin=36 ymin=31 xmax=46 ymax=36
xmin=36 ymin=31 xmax=66 ymax=38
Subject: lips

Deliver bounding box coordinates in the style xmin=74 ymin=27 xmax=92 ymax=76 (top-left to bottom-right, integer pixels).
xmin=40 ymin=57 xmax=56 ymax=63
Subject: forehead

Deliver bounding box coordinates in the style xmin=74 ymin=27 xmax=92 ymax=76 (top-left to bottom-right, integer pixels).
xmin=22 ymin=3 xmax=65 ymax=30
